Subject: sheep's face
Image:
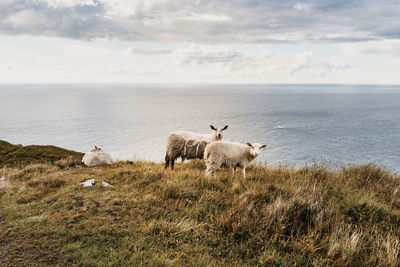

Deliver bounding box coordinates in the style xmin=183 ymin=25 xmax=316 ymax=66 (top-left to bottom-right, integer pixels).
xmin=247 ymin=143 xmax=267 ymax=157
xmin=90 ymin=145 xmax=103 ymax=152
xmin=210 ymin=125 xmax=228 ymax=140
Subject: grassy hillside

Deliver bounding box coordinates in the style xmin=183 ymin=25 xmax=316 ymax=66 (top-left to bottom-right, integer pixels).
xmin=1 ymin=143 xmax=400 ymax=266
xmin=0 ymin=140 xmax=83 ymax=167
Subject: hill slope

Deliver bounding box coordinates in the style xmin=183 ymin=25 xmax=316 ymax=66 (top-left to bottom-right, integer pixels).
xmin=0 ymin=142 xmax=399 ymax=266
xmin=0 ymin=140 xmax=83 ymax=167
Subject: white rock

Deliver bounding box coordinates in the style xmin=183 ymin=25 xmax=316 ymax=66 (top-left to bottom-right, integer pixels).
xmin=0 ymin=177 xmax=6 ymax=182
xmin=102 ymin=181 xmax=113 ymax=187
xmin=81 ymin=179 xmax=95 ymax=187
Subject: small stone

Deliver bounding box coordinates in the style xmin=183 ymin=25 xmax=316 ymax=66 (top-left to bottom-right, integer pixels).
xmin=0 ymin=178 xmax=6 ymax=182
xmin=81 ymin=179 xmax=95 ymax=187
xmin=102 ymin=181 xmax=113 ymax=187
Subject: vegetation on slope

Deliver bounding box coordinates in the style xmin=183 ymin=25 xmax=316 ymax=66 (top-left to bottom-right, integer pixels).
xmin=0 ymin=140 xmax=83 ymax=168
xmin=0 ymin=142 xmax=400 ymax=266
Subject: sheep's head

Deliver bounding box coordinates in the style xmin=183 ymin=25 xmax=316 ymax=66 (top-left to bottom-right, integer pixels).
xmin=90 ymin=145 xmax=103 ymax=152
xmin=210 ymin=125 xmax=228 ymax=140
xmin=247 ymin=143 xmax=267 ymax=157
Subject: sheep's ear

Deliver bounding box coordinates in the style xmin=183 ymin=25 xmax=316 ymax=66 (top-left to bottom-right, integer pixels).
xmin=210 ymin=125 xmax=217 ymax=130
xmin=222 ymin=125 xmax=228 ymax=131
xmin=247 ymin=143 xmax=252 ymax=147
xmin=261 ymin=144 xmax=267 ymax=149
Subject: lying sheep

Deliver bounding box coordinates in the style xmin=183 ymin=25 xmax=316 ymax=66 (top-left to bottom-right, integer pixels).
xmin=204 ymin=141 xmax=267 ymax=178
xmin=82 ymin=145 xmax=113 ymax=167
xmin=165 ymin=125 xmax=228 ymax=169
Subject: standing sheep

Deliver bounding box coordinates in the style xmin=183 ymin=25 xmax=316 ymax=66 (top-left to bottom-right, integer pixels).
xmin=82 ymin=145 xmax=113 ymax=167
xmin=165 ymin=125 xmax=228 ymax=169
xmin=204 ymin=141 xmax=267 ymax=178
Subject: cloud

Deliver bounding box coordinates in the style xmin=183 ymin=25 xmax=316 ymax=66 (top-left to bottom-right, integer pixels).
xmin=340 ymin=40 xmax=400 ymax=56
xmin=393 ymin=57 xmax=400 ymax=65
xmin=180 ymin=13 xmax=233 ymax=22
xmin=288 ymin=52 xmax=354 ymax=77
xmin=40 ymin=0 xmax=98 ymax=8
xmin=0 ymin=0 xmax=399 ymax=44
xmin=172 ymin=46 xmax=351 ymax=78
xmin=3 ymin=9 xmax=51 ymax=29
xmin=318 ymin=58 xmax=354 ymax=77
xmin=130 ymin=48 xmax=172 ymax=55
xmin=173 ymin=45 xmax=278 ymax=76
xmin=290 ymin=51 xmax=314 ymax=75
xmin=1 ymin=63 xmax=17 ymax=71
xmin=176 ymin=45 xmax=241 ymax=65
xmin=293 ymin=2 xmax=314 ymax=13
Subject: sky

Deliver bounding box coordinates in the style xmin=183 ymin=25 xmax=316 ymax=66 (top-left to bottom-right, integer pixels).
xmin=0 ymin=0 xmax=400 ymax=84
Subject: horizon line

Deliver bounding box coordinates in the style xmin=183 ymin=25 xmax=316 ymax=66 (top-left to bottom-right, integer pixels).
xmin=0 ymin=83 xmax=400 ymax=87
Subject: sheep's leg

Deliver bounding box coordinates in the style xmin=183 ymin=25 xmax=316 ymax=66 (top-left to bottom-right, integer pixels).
xmin=242 ymin=167 xmax=246 ymax=179
xmin=206 ymin=165 xmax=216 ymax=176
xmin=206 ymin=163 xmax=218 ymax=177
xmin=164 ymin=154 xmax=170 ymax=169
xmin=171 ymin=159 xmax=175 ymax=170
xmin=231 ymin=167 xmax=237 ymax=178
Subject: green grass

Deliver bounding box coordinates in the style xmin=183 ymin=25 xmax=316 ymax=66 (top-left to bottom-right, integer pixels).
xmin=1 ymin=142 xmax=400 ymax=266
xmin=0 ymin=140 xmax=83 ymax=168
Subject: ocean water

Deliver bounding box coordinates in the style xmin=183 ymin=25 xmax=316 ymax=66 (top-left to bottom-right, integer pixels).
xmin=1 ymin=84 xmax=399 ymax=172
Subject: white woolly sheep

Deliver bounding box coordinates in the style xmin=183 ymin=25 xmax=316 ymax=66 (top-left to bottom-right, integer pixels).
xmin=82 ymin=145 xmax=113 ymax=167
xmin=204 ymin=141 xmax=267 ymax=178
xmin=164 ymin=125 xmax=228 ymax=169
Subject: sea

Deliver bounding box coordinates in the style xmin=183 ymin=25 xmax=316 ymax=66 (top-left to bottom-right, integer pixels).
xmin=0 ymin=84 xmax=399 ymax=172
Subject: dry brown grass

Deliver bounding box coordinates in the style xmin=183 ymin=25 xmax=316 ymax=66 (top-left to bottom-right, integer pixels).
xmin=0 ymin=160 xmax=399 ymax=266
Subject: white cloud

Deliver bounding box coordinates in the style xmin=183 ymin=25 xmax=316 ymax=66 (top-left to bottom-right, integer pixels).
xmin=288 ymin=52 xmax=353 ymax=77
xmin=130 ymin=47 xmax=172 ymax=55
xmin=0 ymin=0 xmax=399 ymax=44
xmin=171 ymin=46 xmax=351 ymax=79
xmin=176 ymin=45 xmax=241 ymax=65
xmin=290 ymin=51 xmax=314 ymax=75
xmin=340 ymin=40 xmax=400 ymax=56
xmin=1 ymin=0 xmax=399 ymax=86
xmin=180 ymin=13 xmax=233 ymax=22
xmin=393 ymin=57 xmax=400 ymax=65
xmin=0 ymin=35 xmax=394 ymax=84
xmin=293 ymin=2 xmax=314 ymax=12
xmin=318 ymin=57 xmax=354 ymax=77
xmin=102 ymin=0 xmax=143 ymax=17
xmin=1 ymin=63 xmax=17 ymax=71
xmin=40 ymin=0 xmax=97 ymax=8
xmin=4 ymin=9 xmax=51 ymax=29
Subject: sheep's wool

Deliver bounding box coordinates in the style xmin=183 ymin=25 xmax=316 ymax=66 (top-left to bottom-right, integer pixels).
xmin=204 ymin=141 xmax=264 ymax=177
xmin=82 ymin=151 xmax=113 ymax=167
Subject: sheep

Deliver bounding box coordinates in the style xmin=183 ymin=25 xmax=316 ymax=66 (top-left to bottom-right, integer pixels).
xmin=204 ymin=141 xmax=267 ymax=178
xmin=82 ymin=145 xmax=113 ymax=167
xmin=165 ymin=125 xmax=228 ymax=169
